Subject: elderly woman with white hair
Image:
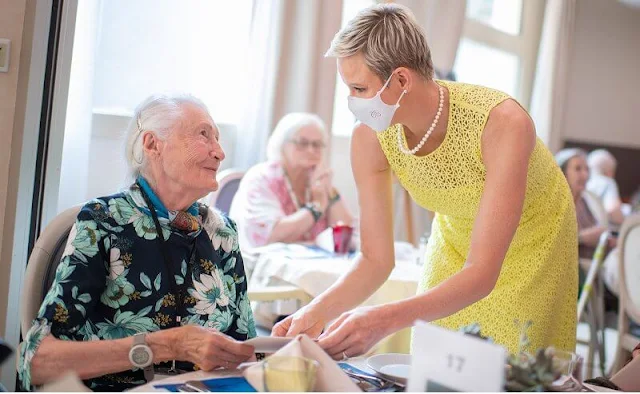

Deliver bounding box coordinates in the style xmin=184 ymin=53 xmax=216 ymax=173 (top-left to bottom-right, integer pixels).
xmin=230 ymin=113 xmax=353 ymax=252
xmin=18 ymin=94 xmax=256 ymax=391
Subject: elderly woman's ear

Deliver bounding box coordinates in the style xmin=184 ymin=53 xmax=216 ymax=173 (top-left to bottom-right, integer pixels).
xmin=142 ymin=132 xmax=161 ymax=158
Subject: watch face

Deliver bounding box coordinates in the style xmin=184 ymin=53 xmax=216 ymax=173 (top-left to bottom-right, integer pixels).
xmin=132 ymin=348 xmax=150 ymax=365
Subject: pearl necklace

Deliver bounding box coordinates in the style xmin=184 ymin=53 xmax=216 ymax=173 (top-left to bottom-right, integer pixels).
xmin=397 ymin=84 xmax=444 ymax=155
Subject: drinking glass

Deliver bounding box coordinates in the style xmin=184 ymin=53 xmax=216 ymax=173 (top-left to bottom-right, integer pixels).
xmin=553 ymin=350 xmax=584 ymax=381
xmin=262 ymin=356 xmax=319 ymax=392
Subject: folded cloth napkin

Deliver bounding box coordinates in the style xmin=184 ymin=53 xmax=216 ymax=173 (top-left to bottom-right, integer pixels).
xmin=243 ymin=335 xmax=360 ymax=392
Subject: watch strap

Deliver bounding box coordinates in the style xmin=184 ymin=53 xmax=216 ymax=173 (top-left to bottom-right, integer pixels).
xmin=303 ymin=204 xmax=322 ymax=223
xmin=134 ymin=333 xmax=145 ymax=345
xmin=143 ymin=365 xmax=154 ymax=383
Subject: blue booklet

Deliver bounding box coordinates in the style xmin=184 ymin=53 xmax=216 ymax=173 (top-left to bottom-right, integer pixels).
xmin=153 ymin=376 xmax=256 ymax=392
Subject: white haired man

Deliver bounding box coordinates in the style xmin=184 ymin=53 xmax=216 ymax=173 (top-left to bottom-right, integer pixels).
xmin=587 ymin=149 xmax=625 ymax=225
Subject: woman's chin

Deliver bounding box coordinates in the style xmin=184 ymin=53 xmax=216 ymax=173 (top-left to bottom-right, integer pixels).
xmin=205 ymin=179 xmax=219 ymax=192
xmin=193 ymin=176 xmax=218 ymax=194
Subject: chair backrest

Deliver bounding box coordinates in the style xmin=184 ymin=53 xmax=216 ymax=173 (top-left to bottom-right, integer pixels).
xmin=208 ymin=169 xmax=245 ymax=215
xmin=619 ymin=213 xmax=640 ymax=324
xmin=0 ymin=337 xmax=11 ymax=365
xmin=20 ymin=206 xmax=81 ymax=338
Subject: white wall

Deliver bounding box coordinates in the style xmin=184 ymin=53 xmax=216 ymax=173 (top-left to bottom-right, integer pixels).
xmin=562 ymin=0 xmax=640 ymax=148
xmin=92 ymin=0 xmax=252 ymax=125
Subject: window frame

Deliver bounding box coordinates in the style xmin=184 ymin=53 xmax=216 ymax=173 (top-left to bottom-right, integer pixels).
xmin=458 ymin=0 xmax=546 ymax=108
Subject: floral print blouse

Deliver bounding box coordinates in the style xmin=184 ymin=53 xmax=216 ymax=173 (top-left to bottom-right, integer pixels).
xmin=18 ymin=182 xmax=256 ymax=391
xmin=229 ymin=161 xmax=328 ymax=251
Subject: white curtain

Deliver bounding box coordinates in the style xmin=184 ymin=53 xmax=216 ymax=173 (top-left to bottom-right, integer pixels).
xmin=391 ymin=0 xmax=466 ymax=244
xmin=530 ymin=0 xmax=577 ymax=153
xmin=234 ymin=0 xmax=343 ymax=170
xmin=233 ymin=0 xmax=286 ymax=170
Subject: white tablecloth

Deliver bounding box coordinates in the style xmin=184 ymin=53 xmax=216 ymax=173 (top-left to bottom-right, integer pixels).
xmin=248 ymin=244 xmax=422 ymax=354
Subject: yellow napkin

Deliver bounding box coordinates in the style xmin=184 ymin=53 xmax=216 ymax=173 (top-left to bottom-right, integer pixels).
xmin=243 ymin=335 xmax=360 ymax=392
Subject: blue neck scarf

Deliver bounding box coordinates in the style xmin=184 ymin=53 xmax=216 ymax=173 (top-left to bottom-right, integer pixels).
xmin=137 ymin=177 xmax=199 ymax=219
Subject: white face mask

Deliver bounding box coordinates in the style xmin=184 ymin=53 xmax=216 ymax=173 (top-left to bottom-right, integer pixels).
xmin=347 ymin=73 xmax=407 ymax=132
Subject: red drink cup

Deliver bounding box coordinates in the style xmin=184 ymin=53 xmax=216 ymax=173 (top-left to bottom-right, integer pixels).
xmin=332 ymin=223 xmax=353 ymax=254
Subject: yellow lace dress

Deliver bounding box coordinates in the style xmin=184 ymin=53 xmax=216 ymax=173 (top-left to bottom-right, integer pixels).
xmin=377 ymin=81 xmax=578 ymax=353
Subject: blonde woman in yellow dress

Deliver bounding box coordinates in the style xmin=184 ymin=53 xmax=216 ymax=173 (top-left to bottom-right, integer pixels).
xmin=273 ymin=3 xmax=578 ymax=357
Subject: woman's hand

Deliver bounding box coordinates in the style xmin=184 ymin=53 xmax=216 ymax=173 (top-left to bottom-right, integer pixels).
xmin=317 ymin=306 xmax=394 ymax=360
xmin=175 ymin=325 xmax=254 ymax=371
xmin=311 ymin=166 xmax=334 ymax=195
xmin=310 ymin=179 xmax=329 ymax=212
xmin=271 ymin=305 xmax=326 ymax=339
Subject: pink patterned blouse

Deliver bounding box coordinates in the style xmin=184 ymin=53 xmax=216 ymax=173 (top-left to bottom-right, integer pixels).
xmin=229 ymin=161 xmax=329 ymax=250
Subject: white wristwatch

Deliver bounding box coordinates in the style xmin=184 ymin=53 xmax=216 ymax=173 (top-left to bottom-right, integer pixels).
xmin=129 ymin=333 xmax=154 ymax=382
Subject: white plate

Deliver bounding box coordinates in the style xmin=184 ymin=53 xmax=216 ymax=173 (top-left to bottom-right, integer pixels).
xmin=245 ymin=336 xmax=292 ymax=353
xmin=367 ymin=353 xmax=412 ymax=383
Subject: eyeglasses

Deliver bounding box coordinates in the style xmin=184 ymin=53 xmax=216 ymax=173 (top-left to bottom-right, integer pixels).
xmin=289 ymin=138 xmax=326 ymax=150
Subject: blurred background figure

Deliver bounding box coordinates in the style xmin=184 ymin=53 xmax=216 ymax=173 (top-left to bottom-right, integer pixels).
xmin=231 ymin=113 xmax=353 ymax=255
xmin=556 ymin=148 xmax=620 ymax=306
xmin=587 ymin=149 xmax=626 ymax=225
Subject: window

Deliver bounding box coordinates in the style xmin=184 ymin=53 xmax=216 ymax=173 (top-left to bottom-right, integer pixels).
xmin=331 ymin=0 xmax=376 ymax=137
xmin=50 ymin=0 xmax=253 ymax=217
xmin=453 ymin=0 xmax=544 ymax=106
xmin=92 ymin=0 xmax=252 ymax=125
xmin=330 ymin=0 xmax=544 ymax=135
xmin=454 ymin=38 xmax=520 ymax=97
xmin=466 ymin=0 xmax=523 ymax=36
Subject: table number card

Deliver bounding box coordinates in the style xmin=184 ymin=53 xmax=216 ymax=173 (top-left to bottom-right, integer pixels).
xmin=407 ymin=321 xmax=507 ymax=392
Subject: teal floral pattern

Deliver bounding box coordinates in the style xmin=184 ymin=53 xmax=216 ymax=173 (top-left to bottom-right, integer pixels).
xmin=18 ymin=183 xmax=255 ymax=391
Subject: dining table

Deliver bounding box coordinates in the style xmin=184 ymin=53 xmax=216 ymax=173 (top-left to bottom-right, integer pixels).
xmin=130 ymin=358 xmax=375 ymax=392
xmin=246 ymin=243 xmax=423 ymax=355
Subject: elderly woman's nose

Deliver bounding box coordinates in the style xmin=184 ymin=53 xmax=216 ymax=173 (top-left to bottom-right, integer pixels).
xmin=212 ymin=142 xmax=225 ymax=161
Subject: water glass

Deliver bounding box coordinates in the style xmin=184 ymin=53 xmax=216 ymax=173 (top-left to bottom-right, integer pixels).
xmin=553 ymin=350 xmax=584 ymax=381
xmin=262 ymin=356 xmax=319 ymax=392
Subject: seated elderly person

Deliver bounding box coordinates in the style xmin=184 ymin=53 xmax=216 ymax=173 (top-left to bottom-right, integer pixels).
xmin=18 ymin=94 xmax=256 ymax=391
xmin=556 ymin=149 xmax=619 ymax=297
xmin=230 ymin=113 xmax=353 ymax=252
xmin=587 ymin=149 xmax=625 ymax=225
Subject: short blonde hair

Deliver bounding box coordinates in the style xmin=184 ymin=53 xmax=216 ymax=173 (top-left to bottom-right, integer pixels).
xmin=325 ymin=3 xmax=433 ymax=81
